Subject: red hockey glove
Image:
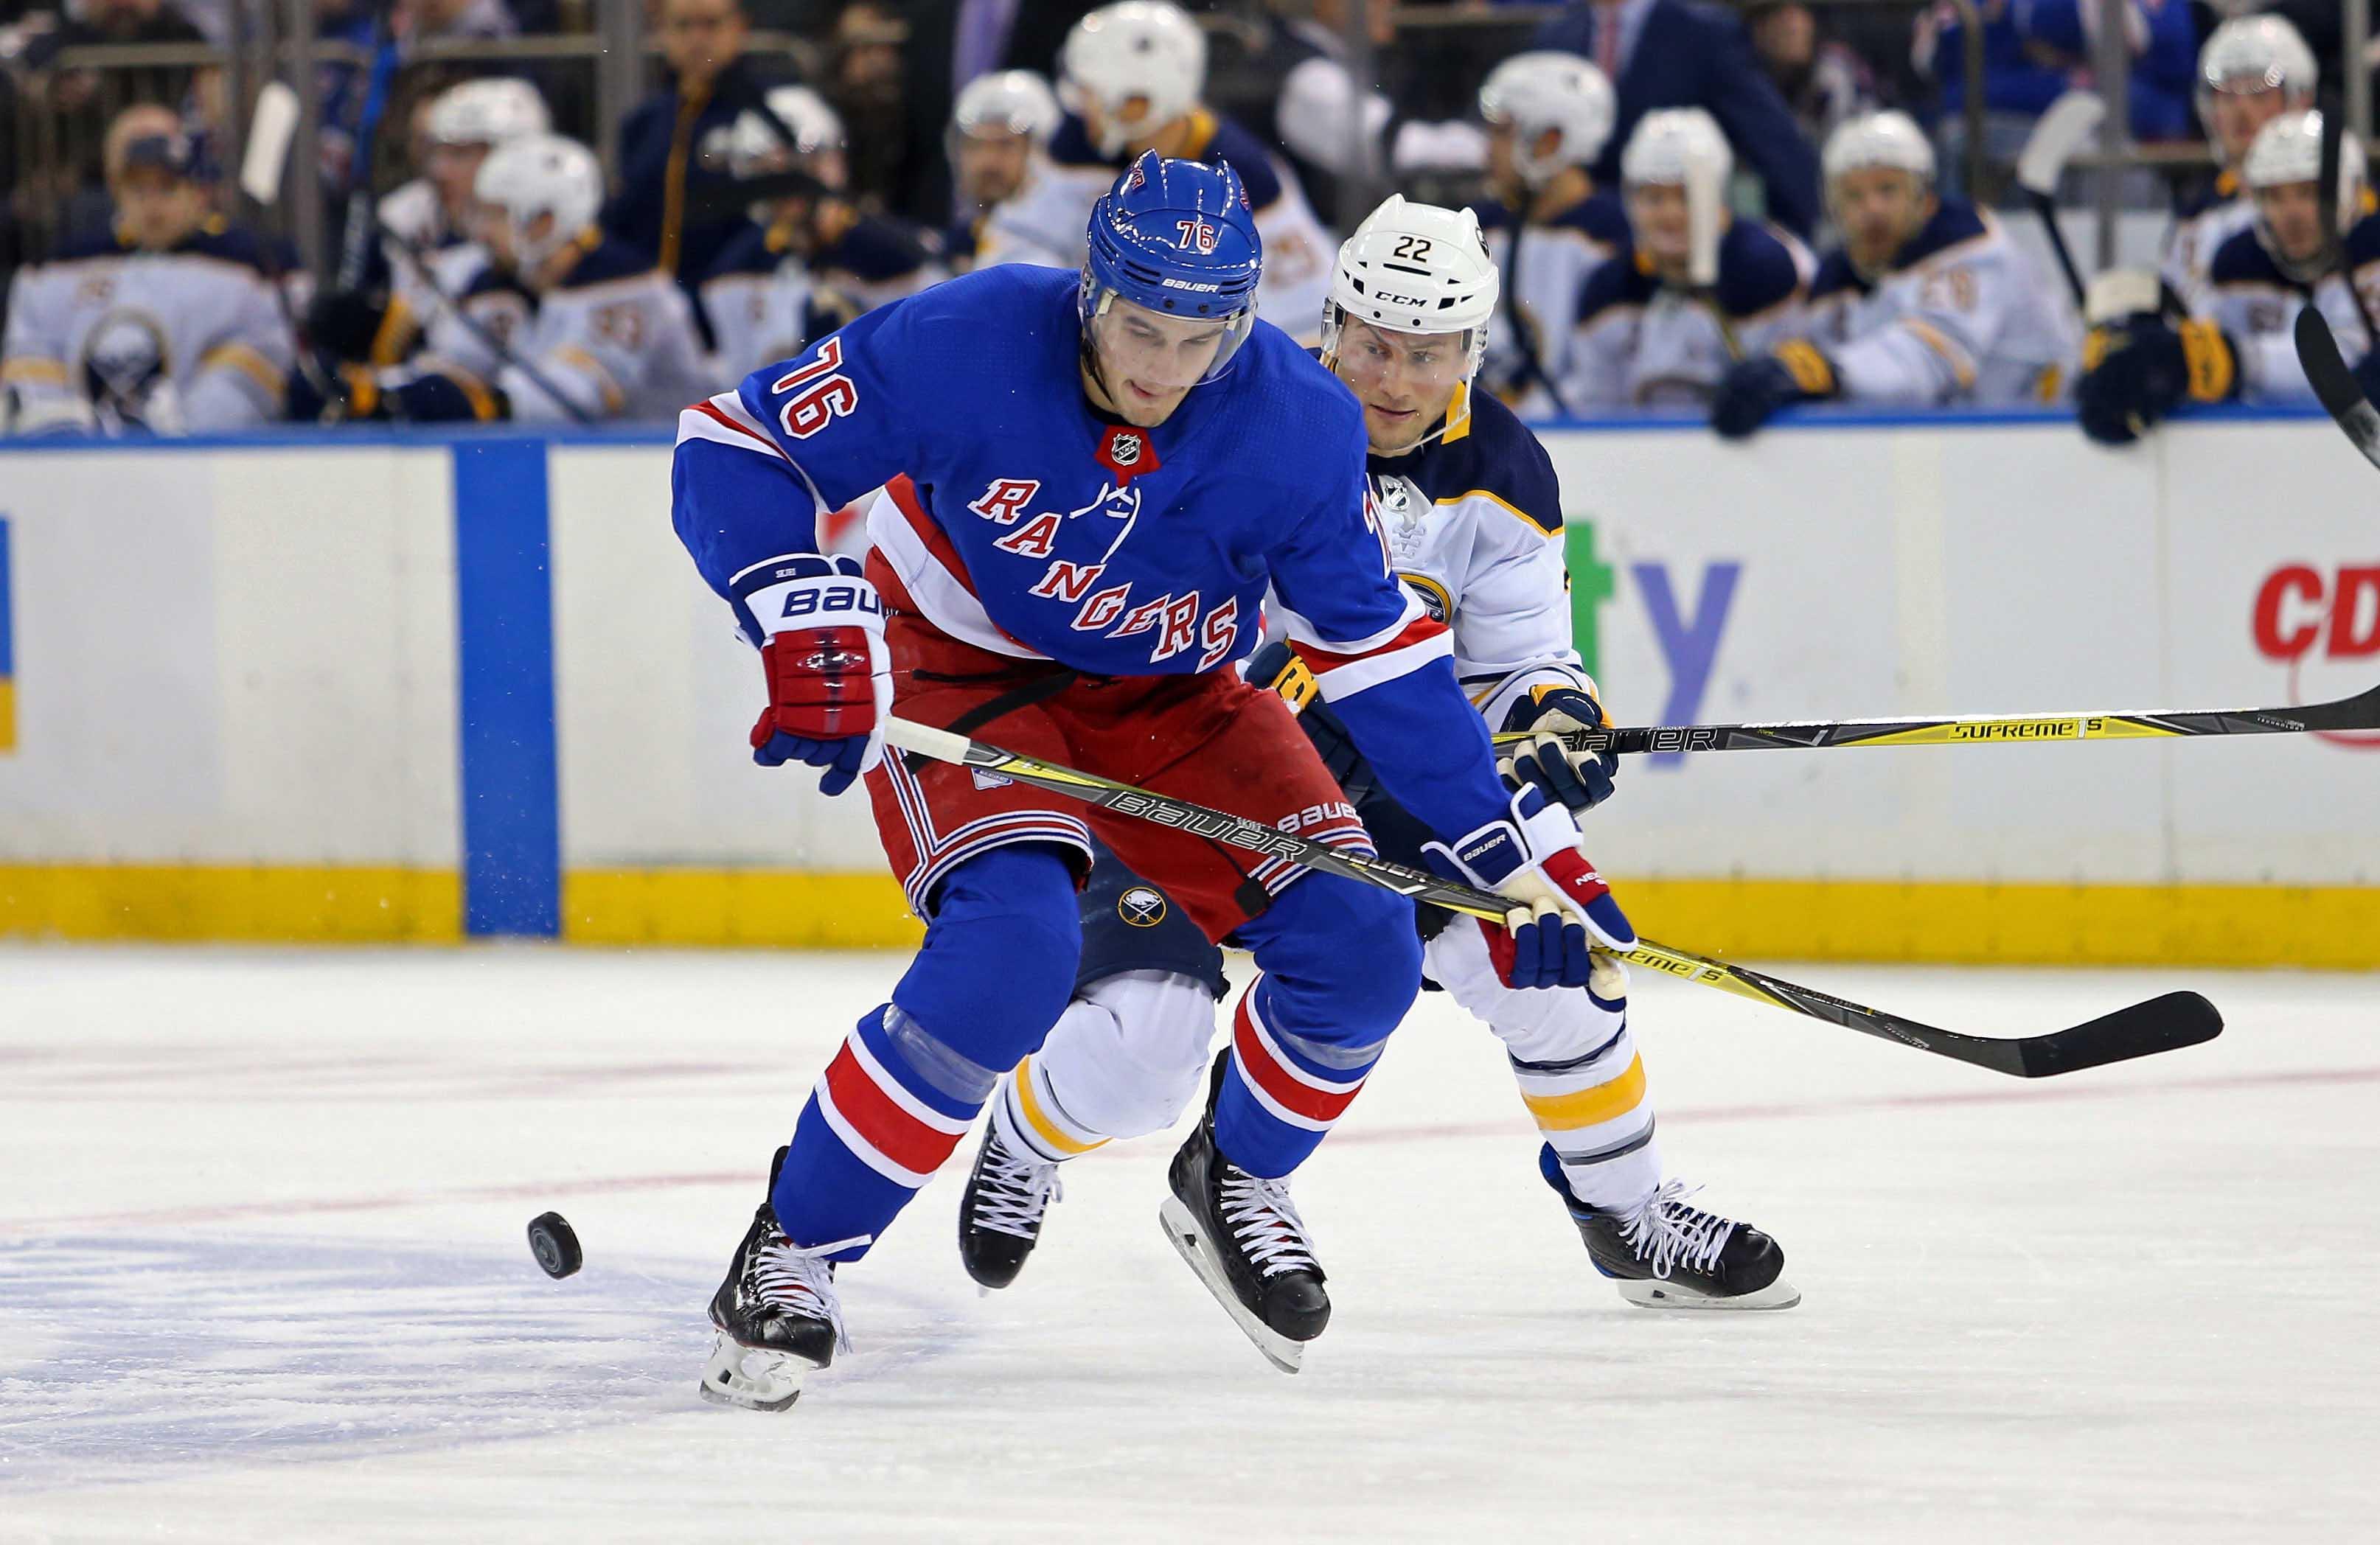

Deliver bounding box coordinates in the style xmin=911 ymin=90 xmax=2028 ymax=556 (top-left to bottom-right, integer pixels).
xmin=736 ymin=555 xmax=890 ymax=796
xmin=1421 ymin=787 xmax=1634 ymax=990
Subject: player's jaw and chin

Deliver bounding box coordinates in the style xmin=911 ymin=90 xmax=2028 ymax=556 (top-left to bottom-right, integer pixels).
xmin=1080 ymin=296 xmax=1235 ymax=428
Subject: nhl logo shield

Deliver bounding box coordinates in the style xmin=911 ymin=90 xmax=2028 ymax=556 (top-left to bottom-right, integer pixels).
xmin=1117 ymin=885 xmax=1168 ymax=927
xmin=1097 ymin=425 xmax=1160 ymax=485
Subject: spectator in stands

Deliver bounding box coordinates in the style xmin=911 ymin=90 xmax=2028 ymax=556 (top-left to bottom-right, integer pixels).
xmin=297 ymin=134 xmax=712 ymax=424
xmin=1569 ymin=107 xmax=1814 ymax=408
xmin=699 ymin=84 xmax=942 ymax=383
xmin=18 ymin=0 xmax=210 ymax=116
xmin=827 ymin=1 xmax=908 ymax=210
xmin=3 ymin=105 xmax=293 ymax=436
xmin=605 ymin=0 xmax=790 ymax=285
xmin=398 ymin=0 xmax=516 ymax=44
xmin=891 ymin=0 xmax=1101 ymax=221
xmin=1738 ymin=0 xmax=1876 ymax=149
xmin=1709 ymin=110 xmax=2075 ymax=437
xmin=1534 ymin=0 xmax=1822 ymax=235
xmin=1918 ymin=1 xmax=2199 ymax=190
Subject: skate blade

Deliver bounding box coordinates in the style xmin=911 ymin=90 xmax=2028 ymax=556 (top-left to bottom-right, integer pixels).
xmin=1158 ymin=1196 xmax=1305 ymax=1375
xmin=697 ymin=1332 xmax=822 ymax=1412
xmin=1617 ymin=1275 xmax=1802 ymax=1312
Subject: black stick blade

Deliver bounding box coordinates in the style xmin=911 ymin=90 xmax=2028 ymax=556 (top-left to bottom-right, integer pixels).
xmin=2295 ymin=307 xmax=2380 ymax=471
xmin=2011 ymin=991 xmax=2224 ymax=1078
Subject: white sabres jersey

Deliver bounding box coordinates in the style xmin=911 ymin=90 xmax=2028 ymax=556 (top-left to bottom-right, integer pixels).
xmin=1349 ymin=386 xmax=1587 ymax=724
xmin=1474 ymin=190 xmax=1631 ymax=418
xmin=986 ymin=110 xmax=1336 ymax=345
xmin=1794 ymin=203 xmax=2077 ymax=405
xmin=1 ymin=219 xmax=293 ymax=431
xmin=1568 ymin=221 xmax=1815 ymax=407
xmin=424 ymin=237 xmax=711 ymax=422
xmin=961 ymin=161 xmax=1082 ymax=273
xmin=2203 ymin=215 xmax=2380 ymax=400
xmin=2162 ymin=174 xmax=2255 ymax=318
xmin=697 ymin=214 xmax=937 ymax=384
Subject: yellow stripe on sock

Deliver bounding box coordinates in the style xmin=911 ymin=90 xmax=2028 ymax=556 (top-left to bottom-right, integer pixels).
xmin=1013 ymin=1057 xmax=1107 ymax=1157
xmin=1520 ymin=1053 xmax=1647 ymax=1132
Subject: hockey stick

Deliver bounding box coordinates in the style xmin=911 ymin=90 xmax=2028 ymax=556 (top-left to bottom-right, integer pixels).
xmin=1487 ymin=677 xmax=2380 ymax=757
xmin=2294 ymin=305 xmax=2380 ymax=470
xmin=372 ymin=218 xmax=597 ymax=426
xmin=882 ymin=716 xmax=2223 ymax=1078
xmin=2015 ymin=89 xmax=2104 ymax=311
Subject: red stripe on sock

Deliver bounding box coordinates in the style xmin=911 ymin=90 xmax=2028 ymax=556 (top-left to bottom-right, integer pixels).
xmin=821 ymin=1044 xmax=967 ymax=1178
xmin=1230 ymin=994 xmax=1364 ymax=1125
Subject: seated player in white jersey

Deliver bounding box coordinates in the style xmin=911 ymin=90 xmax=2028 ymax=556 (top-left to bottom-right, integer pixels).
xmin=984 ymin=0 xmax=1337 ymax=343
xmin=698 ymin=86 xmax=942 ymax=385
xmin=943 ymin=69 xmax=1072 ymax=273
xmin=294 ymin=134 xmax=711 ymax=424
xmin=953 ymin=196 xmax=1798 ymax=1322
xmin=3 ymin=108 xmax=293 ymax=436
xmin=1711 ymin=111 xmax=2076 ymax=438
xmin=1470 ymin=50 xmax=1628 ymax=416
xmin=350 ymin=77 xmax=550 ymax=369
xmin=2163 ymin=16 xmax=2316 ymax=318
xmin=1569 ymin=108 xmax=1814 ymax=408
xmin=2078 ymin=111 xmax=2380 ymax=443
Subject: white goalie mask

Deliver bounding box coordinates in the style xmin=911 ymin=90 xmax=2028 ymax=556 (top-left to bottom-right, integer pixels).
xmin=475 ymin=133 xmax=604 ymax=274
xmin=1478 ymin=51 xmax=1616 ymax=190
xmin=1322 ymin=196 xmax=1500 ymax=447
xmin=2241 ymin=110 xmax=2366 ymax=283
xmin=1060 ymin=1 xmax=1207 ymax=158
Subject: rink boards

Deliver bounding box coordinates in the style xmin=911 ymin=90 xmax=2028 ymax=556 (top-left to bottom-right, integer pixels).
xmin=1 ymin=409 xmax=2374 ymax=964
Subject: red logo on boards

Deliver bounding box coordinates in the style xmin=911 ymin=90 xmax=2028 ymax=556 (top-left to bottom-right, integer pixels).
xmin=2249 ymin=563 xmax=2380 ymax=750
xmin=1097 ymin=426 xmax=1160 ymax=485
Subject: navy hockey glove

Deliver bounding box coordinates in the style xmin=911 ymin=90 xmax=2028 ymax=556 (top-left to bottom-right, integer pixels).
xmin=1710 ymin=341 xmax=1838 ymax=440
xmin=1497 ymin=683 xmax=1618 ymax=814
xmin=737 ymin=555 xmax=891 ymax=795
xmin=2076 ymin=315 xmax=2236 ymax=445
xmin=1422 ymin=787 xmax=1634 ymax=990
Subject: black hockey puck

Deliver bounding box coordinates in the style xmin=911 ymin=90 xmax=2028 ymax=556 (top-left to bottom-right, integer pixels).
xmin=527 ymin=1211 xmax=583 ymax=1279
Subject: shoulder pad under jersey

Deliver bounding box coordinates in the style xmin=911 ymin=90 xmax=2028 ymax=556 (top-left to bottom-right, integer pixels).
xmin=2207 ymin=226 xmax=2289 ymax=289
xmin=703 ymin=221 xmax=779 ymax=282
xmin=1576 ymin=244 xmax=1657 ymax=324
xmin=818 ymin=216 xmax=936 ymax=283
xmin=1808 ymin=248 xmax=1866 ymax=301
xmin=1421 ymin=388 xmax=1563 ymax=537
xmin=556 ymin=238 xmax=658 ymax=290
xmin=177 ymin=220 xmax=284 ymax=277
xmin=1045 ymin=114 xmax=1110 ymax=171
xmin=2342 ymin=210 xmax=2380 ymax=273
xmin=1892 ymin=200 xmax=1991 ymax=271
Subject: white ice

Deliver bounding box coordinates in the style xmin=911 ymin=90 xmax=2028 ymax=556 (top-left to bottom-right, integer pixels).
xmin=1 ymin=944 xmax=2376 ymax=1543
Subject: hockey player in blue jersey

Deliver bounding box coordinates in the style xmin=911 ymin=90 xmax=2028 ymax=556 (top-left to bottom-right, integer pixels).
xmin=671 ymin=153 xmax=1636 ymax=1409
xmin=954 ymin=198 xmax=1797 ymax=1345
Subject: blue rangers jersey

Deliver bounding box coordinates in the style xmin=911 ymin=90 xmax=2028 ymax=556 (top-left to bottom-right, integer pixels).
xmin=672 ymin=262 xmax=1516 ymax=840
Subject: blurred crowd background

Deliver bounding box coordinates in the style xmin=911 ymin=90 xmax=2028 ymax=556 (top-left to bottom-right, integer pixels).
xmin=0 ymin=0 xmax=2373 ymax=436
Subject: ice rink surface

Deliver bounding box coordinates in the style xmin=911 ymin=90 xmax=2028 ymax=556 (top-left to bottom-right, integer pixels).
xmin=1 ymin=944 xmax=2375 ymax=1544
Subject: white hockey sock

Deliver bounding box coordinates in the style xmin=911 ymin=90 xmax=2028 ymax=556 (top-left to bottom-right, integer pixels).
xmin=993 ymin=1053 xmax=1110 ymax=1164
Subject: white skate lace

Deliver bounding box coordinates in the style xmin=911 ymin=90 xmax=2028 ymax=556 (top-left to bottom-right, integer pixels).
xmin=1618 ymin=1179 xmax=1738 ymax=1281
xmin=751 ymin=1230 xmax=857 ymax=1351
xmin=1218 ymin=1168 xmax=1318 ymax=1278
xmin=973 ymin=1133 xmax=1062 ymax=1241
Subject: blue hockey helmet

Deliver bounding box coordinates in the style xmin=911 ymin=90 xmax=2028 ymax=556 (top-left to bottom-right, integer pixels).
xmin=1080 ymin=150 xmax=1262 ymax=382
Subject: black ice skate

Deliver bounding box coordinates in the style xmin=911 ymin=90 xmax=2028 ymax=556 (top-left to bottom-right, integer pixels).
xmin=698 ymin=1148 xmax=849 ymax=1411
xmin=1158 ymin=1056 xmax=1330 ymax=1373
xmin=958 ymin=1120 xmax=1062 ymax=1291
xmin=1540 ymin=1146 xmax=1800 ymax=1311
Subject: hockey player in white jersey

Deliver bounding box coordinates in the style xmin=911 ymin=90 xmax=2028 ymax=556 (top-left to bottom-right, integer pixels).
xmin=697 ymin=87 xmax=940 ymax=385
xmin=299 ymin=134 xmax=710 ymax=423
xmin=952 ymin=198 xmax=1796 ymax=1339
xmin=362 ymin=77 xmax=550 ymax=366
xmin=2164 ymin=15 xmax=2316 ymax=318
xmin=3 ymin=111 xmax=292 ymax=436
xmin=1472 ymin=51 xmax=1629 ymax=416
xmin=1711 ymin=110 xmax=2075 ymax=438
xmin=983 ymin=1 xmax=1337 ymax=343
xmin=1569 ymin=108 xmax=1813 ymax=408
xmin=2078 ymin=111 xmax=2380 ymax=442
xmin=944 ymin=70 xmax=1071 ymax=272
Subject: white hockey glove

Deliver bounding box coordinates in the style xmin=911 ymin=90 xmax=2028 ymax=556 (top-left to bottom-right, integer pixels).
xmin=1422 ymin=787 xmax=1635 ymax=990
xmin=733 ymin=554 xmax=891 ymax=796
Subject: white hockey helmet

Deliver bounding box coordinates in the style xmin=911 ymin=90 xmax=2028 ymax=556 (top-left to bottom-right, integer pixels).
xmin=1478 ymin=51 xmax=1616 ymax=189
xmin=426 ymin=77 xmax=550 ymax=149
xmin=2197 ymin=15 xmax=2318 ymax=111
xmin=1823 ymin=109 xmax=1935 ymax=185
xmin=2242 ymin=110 xmax=2365 ymax=279
xmin=1061 ymin=1 xmax=1208 ymax=158
xmin=475 ymin=132 xmax=603 ymax=273
xmin=1621 ymin=107 xmax=1733 ymax=187
xmin=731 ymin=85 xmax=846 ymax=175
xmin=953 ymin=69 xmax=1062 ymax=144
xmin=1323 ymin=196 xmax=1499 ymax=440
